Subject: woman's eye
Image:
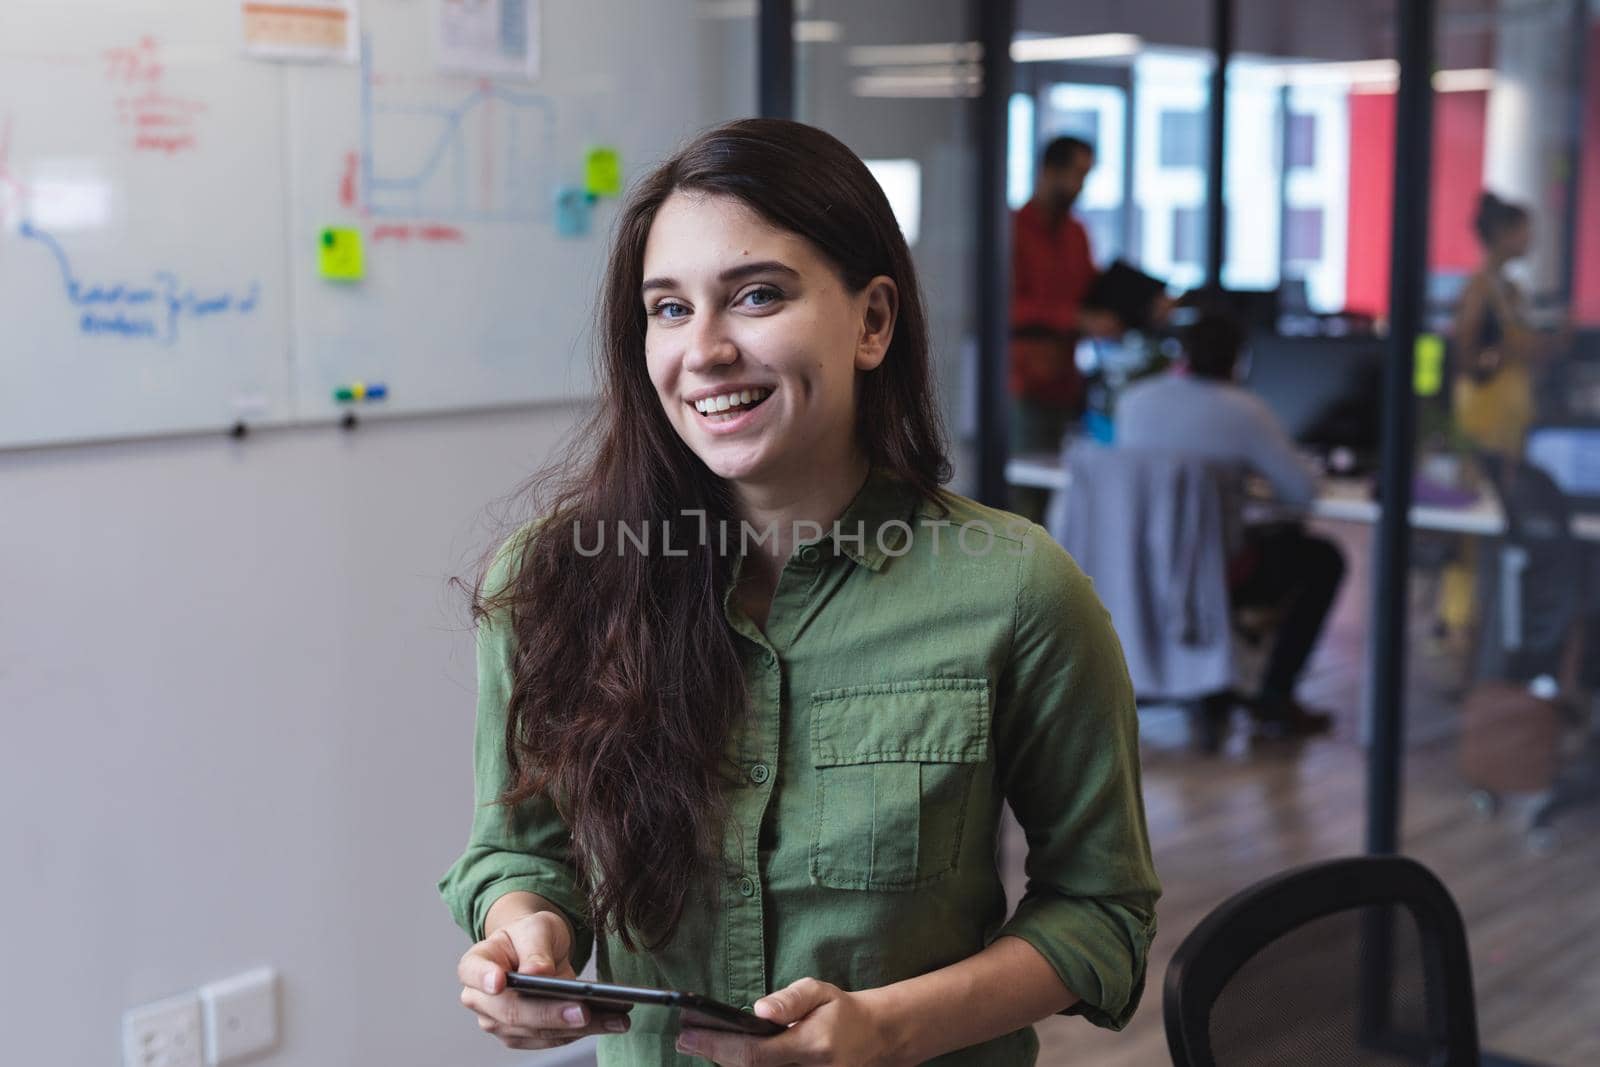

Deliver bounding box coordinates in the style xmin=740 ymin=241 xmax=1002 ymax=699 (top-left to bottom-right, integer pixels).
xmin=739 ymin=286 xmax=782 ymax=309
xmin=649 ymin=300 xmax=689 ymax=320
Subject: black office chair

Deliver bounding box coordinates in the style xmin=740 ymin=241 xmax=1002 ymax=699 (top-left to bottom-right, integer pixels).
xmin=1474 ymin=454 xmax=1585 ymax=684
xmin=1164 ymin=855 xmax=1481 ymax=1067
xmin=1465 ymin=453 xmax=1600 ymax=849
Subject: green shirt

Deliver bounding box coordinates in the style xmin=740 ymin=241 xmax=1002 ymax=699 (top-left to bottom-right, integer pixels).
xmin=439 ymin=470 xmax=1160 ymax=1065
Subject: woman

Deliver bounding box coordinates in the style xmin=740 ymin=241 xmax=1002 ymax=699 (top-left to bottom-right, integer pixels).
xmin=439 ymin=118 xmax=1159 ymax=1066
xmin=1452 ymin=192 xmax=1560 ymax=458
xmin=1437 ymin=193 xmax=1566 ymax=641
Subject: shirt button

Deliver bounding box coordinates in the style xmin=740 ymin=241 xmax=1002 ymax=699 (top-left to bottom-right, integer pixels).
xmin=799 ymin=545 xmax=820 ymax=564
xmin=737 ymin=876 xmax=756 ymax=897
xmin=763 ymin=650 xmax=777 ymax=667
xmin=749 ymin=763 xmax=770 ymax=785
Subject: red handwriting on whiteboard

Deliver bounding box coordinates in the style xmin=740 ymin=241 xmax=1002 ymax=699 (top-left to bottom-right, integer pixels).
xmin=340 ymin=151 xmax=360 ymax=210
xmin=366 ymin=223 xmax=460 ymax=244
xmin=369 ymin=224 xmax=468 ymax=244
xmin=0 ymin=114 xmax=25 ymax=228
xmin=417 ymin=224 xmax=465 ymax=243
xmin=104 ymin=38 xmax=205 ymax=155
xmin=103 ymin=37 xmax=163 ymax=85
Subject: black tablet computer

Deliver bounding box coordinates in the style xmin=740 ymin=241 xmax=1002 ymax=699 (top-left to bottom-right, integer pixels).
xmin=1084 ymin=259 xmax=1169 ymax=330
xmin=504 ymin=973 xmax=786 ymax=1036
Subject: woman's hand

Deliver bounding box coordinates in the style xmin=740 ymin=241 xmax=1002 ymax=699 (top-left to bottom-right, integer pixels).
xmin=455 ymin=910 xmax=629 ymax=1049
xmin=675 ymin=978 xmax=903 ymax=1067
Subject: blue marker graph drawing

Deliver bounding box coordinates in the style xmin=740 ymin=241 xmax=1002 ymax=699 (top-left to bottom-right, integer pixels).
xmin=361 ymin=35 xmax=556 ymax=222
xmin=19 ymin=221 xmax=260 ymax=344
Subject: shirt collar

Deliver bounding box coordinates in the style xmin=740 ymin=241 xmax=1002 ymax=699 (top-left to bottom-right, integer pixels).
xmin=823 ymin=466 xmax=923 ymax=572
xmin=718 ymin=468 xmax=924 ymax=603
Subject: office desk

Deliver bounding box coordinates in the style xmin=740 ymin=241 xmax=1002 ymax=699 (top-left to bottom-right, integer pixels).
xmin=1004 ymin=451 xmax=1600 ymax=541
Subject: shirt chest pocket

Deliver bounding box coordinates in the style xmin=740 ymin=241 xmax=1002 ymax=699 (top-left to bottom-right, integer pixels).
xmin=808 ymin=678 xmax=990 ymax=892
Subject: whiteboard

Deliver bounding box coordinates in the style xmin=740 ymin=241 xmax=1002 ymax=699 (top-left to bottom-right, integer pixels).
xmin=0 ymin=0 xmax=751 ymax=449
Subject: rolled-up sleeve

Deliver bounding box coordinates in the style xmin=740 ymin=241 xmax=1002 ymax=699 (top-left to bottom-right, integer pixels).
xmin=991 ymin=526 xmax=1160 ymax=1031
xmin=436 ymin=544 xmax=595 ymax=972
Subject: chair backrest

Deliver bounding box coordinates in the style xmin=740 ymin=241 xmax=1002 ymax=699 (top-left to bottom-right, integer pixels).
xmin=1164 ymin=855 xmax=1481 ymax=1067
xmin=1048 ymin=442 xmax=1236 ymax=701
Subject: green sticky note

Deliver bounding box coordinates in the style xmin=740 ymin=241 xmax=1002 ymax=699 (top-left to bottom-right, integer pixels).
xmin=584 ymin=147 xmax=622 ymax=198
xmin=1415 ymin=332 xmax=1444 ymax=396
xmin=319 ymin=226 xmax=364 ymax=282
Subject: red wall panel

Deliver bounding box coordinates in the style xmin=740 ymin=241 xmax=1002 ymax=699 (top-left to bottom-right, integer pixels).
xmin=1430 ymin=91 xmax=1490 ymax=273
xmin=1343 ymin=89 xmax=1488 ymax=318
xmin=1574 ymin=26 xmax=1600 ymax=324
xmin=1345 ymin=92 xmax=1397 ymax=317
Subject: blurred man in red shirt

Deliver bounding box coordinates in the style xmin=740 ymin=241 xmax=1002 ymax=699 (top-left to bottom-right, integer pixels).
xmin=1010 ymin=136 xmax=1117 ymax=519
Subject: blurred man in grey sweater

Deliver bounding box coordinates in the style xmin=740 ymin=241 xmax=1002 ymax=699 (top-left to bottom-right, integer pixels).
xmin=1116 ymin=313 xmax=1346 ymax=738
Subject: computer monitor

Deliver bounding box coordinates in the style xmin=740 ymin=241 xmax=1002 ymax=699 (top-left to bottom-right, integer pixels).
xmin=1426 ymin=270 xmax=1469 ymax=309
xmin=1215 ymin=288 xmax=1280 ymax=334
xmin=1277 ymin=277 xmax=1311 ymax=315
xmin=1241 ymin=333 xmax=1385 ymax=456
xmin=1526 ymin=424 xmax=1600 ymax=504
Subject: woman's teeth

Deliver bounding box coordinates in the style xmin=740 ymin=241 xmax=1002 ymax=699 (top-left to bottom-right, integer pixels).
xmin=693 ymin=387 xmax=771 ymax=421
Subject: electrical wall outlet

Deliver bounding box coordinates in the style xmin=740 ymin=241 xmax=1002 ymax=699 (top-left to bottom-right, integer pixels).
xmin=123 ymin=993 xmax=204 ymax=1067
xmin=198 ymin=967 xmax=278 ymax=1065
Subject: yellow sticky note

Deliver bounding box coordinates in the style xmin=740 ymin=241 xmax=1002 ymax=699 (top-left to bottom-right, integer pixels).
xmin=319 ymin=226 xmax=364 ymax=282
xmin=584 ymin=147 xmax=622 ymax=198
xmin=1414 ymin=332 xmax=1444 ymax=396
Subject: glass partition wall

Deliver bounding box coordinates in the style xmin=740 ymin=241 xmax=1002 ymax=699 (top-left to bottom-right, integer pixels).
xmin=1397 ymin=3 xmax=1600 ymax=1064
xmin=1003 ymin=2 xmax=1599 ymax=1065
xmin=768 ymin=1 xmax=1599 ymax=1062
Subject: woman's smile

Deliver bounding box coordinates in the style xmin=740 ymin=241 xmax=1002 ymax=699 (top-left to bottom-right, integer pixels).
xmin=687 ymin=384 xmax=776 ymax=432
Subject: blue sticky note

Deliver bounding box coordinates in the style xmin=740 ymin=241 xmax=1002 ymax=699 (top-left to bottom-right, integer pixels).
xmin=555 ymin=186 xmax=592 ymax=237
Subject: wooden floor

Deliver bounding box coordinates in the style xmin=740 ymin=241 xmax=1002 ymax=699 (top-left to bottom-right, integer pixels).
xmin=1007 ymin=522 xmax=1600 ymax=1067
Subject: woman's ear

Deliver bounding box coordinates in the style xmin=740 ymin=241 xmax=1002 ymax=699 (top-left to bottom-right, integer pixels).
xmin=855 ymin=276 xmax=898 ymax=372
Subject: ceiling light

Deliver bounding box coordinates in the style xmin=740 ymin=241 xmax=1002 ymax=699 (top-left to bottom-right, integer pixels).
xmin=695 ymin=0 xmax=756 ymax=18
xmin=1340 ymin=65 xmax=1499 ymax=95
xmin=1010 ymin=34 xmax=1142 ymax=63
xmin=1265 ymin=58 xmax=1400 ymax=87
xmin=795 ymin=20 xmax=842 ymax=44
xmin=1432 ymin=67 xmax=1496 ymax=92
xmin=852 ymin=66 xmax=982 ymax=98
xmin=848 ymin=42 xmax=984 ymax=67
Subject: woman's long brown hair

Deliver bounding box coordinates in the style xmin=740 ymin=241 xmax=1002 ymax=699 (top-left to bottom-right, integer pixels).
xmin=476 ymin=118 xmax=951 ymax=949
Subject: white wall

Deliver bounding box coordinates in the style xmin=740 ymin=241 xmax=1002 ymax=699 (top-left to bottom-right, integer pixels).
xmin=0 ymin=407 xmax=601 ymax=1066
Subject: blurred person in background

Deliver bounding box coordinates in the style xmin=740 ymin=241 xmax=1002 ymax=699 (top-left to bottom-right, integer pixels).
xmin=1451 ymin=191 xmax=1568 ymax=458
xmin=1116 ymin=313 xmax=1344 ymax=738
xmin=1009 ymin=135 xmax=1121 ymax=520
xmin=1437 ymin=192 xmax=1571 ymax=642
